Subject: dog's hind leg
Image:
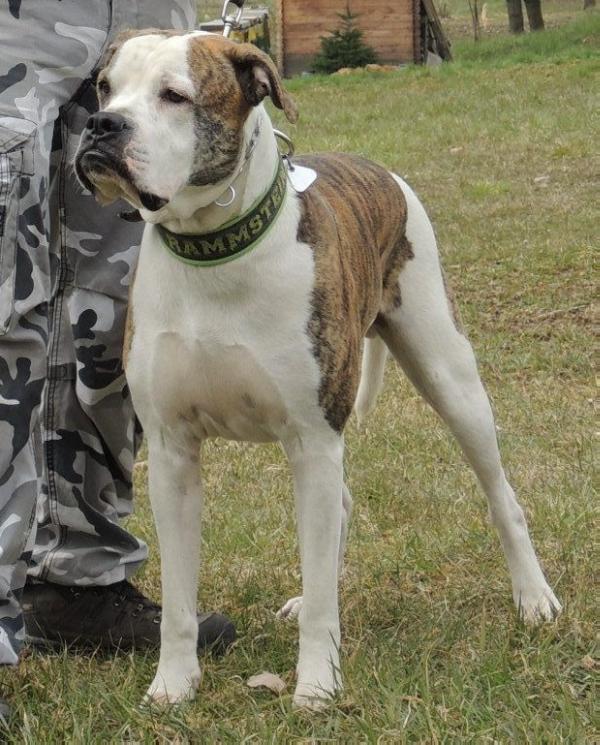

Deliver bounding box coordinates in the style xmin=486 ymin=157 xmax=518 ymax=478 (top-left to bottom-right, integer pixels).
xmin=355 ymin=335 xmax=388 ymax=427
xmin=376 ymin=175 xmax=561 ymax=625
xmin=277 ymin=481 xmax=352 ymax=621
xmin=144 ymin=428 xmax=203 ymax=704
xmin=339 ymin=482 xmax=353 ymax=577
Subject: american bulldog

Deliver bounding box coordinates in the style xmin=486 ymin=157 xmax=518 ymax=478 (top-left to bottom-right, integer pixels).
xmin=75 ymin=30 xmax=561 ymax=708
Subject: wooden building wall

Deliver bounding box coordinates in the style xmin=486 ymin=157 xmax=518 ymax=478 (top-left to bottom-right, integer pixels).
xmin=276 ymin=0 xmax=420 ymax=77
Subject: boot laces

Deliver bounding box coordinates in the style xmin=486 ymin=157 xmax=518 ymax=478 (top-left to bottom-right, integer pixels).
xmin=110 ymin=581 xmax=161 ymax=621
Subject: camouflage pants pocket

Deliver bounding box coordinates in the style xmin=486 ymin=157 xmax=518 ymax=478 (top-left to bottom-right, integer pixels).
xmin=0 ymin=121 xmax=35 ymax=336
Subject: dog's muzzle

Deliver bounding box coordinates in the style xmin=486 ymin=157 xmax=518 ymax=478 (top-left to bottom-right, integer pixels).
xmin=78 ymin=111 xmax=132 ymax=168
xmin=75 ymin=111 xmax=132 ymax=187
xmin=75 ymin=111 xmax=167 ymax=211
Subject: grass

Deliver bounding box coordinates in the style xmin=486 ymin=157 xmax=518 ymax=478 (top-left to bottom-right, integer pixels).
xmin=440 ymin=0 xmax=593 ymax=37
xmin=452 ymin=11 xmax=600 ymax=66
xmin=4 ymin=11 xmax=599 ymax=744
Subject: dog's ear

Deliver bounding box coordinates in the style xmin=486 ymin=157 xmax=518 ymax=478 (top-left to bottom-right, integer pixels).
xmin=226 ymin=43 xmax=298 ymax=124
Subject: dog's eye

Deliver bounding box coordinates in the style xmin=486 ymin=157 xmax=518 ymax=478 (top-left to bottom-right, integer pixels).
xmin=160 ymin=89 xmax=190 ymax=105
xmin=97 ymin=79 xmax=111 ymax=97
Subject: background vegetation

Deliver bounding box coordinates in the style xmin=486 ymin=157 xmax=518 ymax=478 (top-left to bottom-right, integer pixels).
xmin=4 ymin=3 xmax=598 ymax=742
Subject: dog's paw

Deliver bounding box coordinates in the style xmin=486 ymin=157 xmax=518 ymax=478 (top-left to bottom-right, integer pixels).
xmin=144 ymin=667 xmax=201 ymax=705
xmin=515 ymin=583 xmax=562 ymax=625
xmin=292 ymin=681 xmax=336 ymax=711
xmin=276 ymin=595 xmax=303 ymax=620
xmin=293 ymin=653 xmax=342 ymax=710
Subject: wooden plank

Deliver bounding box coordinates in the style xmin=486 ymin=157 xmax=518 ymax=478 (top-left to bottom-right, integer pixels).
xmin=284 ymin=0 xmax=406 ymax=17
xmin=283 ymin=3 xmax=411 ymax=24
xmin=284 ymin=25 xmax=414 ymax=47
xmin=421 ymin=0 xmax=453 ymax=60
xmin=413 ymin=0 xmax=421 ymax=63
xmin=284 ymin=22 xmax=414 ymax=48
xmin=283 ymin=18 xmax=414 ymax=33
xmin=275 ymin=0 xmax=284 ymax=73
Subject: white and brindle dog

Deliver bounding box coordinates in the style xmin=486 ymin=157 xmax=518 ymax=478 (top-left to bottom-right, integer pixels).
xmin=75 ymin=31 xmax=561 ymax=707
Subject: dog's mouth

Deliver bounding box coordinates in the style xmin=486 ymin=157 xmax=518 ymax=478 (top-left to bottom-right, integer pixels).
xmin=75 ymin=145 xmax=167 ymax=212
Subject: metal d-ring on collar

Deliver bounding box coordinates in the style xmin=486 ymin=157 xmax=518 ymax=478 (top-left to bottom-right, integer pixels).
xmin=273 ymin=129 xmax=296 ymax=171
xmin=215 ymin=185 xmax=236 ymax=207
xmin=216 ymin=130 xmax=294 ymax=209
xmin=214 ymin=119 xmax=261 ymax=207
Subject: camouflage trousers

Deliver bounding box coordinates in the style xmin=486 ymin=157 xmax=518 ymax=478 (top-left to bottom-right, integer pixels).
xmin=0 ymin=0 xmax=196 ymax=664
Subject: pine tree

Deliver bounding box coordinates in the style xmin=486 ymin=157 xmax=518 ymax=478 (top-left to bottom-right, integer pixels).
xmin=312 ymin=3 xmax=378 ymax=74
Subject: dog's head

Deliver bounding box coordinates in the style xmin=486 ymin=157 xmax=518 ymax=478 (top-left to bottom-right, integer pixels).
xmin=75 ymin=31 xmax=297 ymax=213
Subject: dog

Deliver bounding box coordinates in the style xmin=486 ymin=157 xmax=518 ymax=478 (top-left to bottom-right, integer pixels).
xmin=75 ymin=30 xmax=561 ymax=708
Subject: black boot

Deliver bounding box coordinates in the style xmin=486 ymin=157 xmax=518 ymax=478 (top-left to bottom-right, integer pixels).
xmin=22 ymin=580 xmax=235 ymax=655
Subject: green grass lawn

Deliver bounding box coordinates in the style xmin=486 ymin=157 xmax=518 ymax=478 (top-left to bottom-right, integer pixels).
xmin=5 ymin=11 xmax=599 ymax=744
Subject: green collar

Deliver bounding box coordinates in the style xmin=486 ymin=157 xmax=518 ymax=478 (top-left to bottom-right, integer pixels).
xmin=156 ymin=157 xmax=287 ymax=267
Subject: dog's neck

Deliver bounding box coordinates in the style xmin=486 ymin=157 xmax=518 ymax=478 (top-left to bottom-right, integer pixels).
xmin=140 ymin=108 xmax=281 ymax=236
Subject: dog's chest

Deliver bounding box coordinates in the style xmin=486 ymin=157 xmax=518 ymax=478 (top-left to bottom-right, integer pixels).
xmin=127 ymin=225 xmax=321 ymax=442
xmin=149 ymin=334 xmax=289 ymax=441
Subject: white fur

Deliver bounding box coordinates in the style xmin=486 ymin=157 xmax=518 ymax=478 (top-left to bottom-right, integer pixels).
xmin=111 ymin=34 xmax=561 ymax=709
xmin=102 ymin=35 xmax=196 ymax=201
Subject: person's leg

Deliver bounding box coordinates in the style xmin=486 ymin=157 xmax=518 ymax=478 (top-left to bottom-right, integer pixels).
xmin=28 ymin=82 xmax=149 ymax=586
xmin=0 ymin=315 xmax=46 ymax=667
xmin=29 ymin=0 xmax=197 ymax=590
xmin=0 ymin=0 xmax=114 ymax=680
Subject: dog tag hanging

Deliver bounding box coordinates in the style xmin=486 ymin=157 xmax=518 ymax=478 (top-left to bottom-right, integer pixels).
xmin=274 ymin=129 xmax=317 ymax=193
xmin=285 ymin=161 xmax=317 ymax=193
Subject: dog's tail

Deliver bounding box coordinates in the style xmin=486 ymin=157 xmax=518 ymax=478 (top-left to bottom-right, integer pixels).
xmin=355 ymin=335 xmax=388 ymax=427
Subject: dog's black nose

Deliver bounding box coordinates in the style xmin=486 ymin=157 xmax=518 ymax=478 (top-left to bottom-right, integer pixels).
xmin=85 ymin=111 xmax=130 ymax=137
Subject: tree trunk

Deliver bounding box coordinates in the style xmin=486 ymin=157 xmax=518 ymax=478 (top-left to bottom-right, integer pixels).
xmin=506 ymin=0 xmax=524 ymax=33
xmin=468 ymin=0 xmax=480 ymax=41
xmin=524 ymin=0 xmax=545 ymax=31
xmin=583 ymin=0 xmax=595 ymax=8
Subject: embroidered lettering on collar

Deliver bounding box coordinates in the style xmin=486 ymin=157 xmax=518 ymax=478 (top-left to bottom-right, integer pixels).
xmin=156 ymin=158 xmax=287 ymax=267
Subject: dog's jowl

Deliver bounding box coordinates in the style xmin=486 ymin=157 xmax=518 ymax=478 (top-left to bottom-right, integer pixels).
xmin=75 ymin=30 xmax=561 ymax=708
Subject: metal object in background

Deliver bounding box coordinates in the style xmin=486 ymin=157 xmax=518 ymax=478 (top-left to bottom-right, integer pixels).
xmin=221 ymin=0 xmax=245 ymax=37
xmin=201 ymin=5 xmax=271 ymax=54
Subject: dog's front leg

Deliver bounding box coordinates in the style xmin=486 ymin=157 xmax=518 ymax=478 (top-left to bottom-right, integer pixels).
xmin=284 ymin=433 xmax=345 ymax=709
xmin=144 ymin=428 xmax=203 ymax=704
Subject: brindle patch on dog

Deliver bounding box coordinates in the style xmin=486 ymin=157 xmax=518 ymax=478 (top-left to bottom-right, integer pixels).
xmin=187 ymin=37 xmax=248 ymax=186
xmin=296 ymin=154 xmax=413 ymax=432
xmin=186 ymin=37 xmax=297 ymax=187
